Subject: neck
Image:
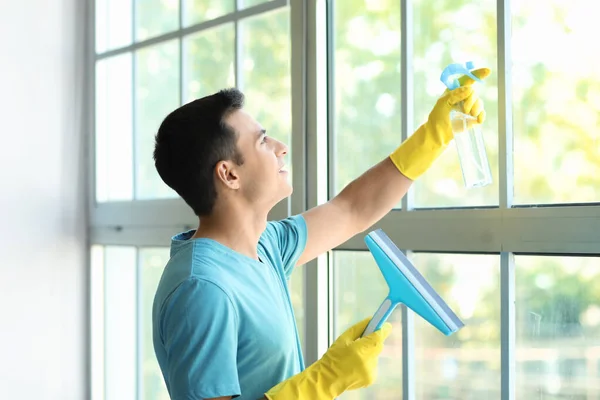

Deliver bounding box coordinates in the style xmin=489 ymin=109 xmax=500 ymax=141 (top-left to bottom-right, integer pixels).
xmin=192 ymin=202 xmax=269 ymax=260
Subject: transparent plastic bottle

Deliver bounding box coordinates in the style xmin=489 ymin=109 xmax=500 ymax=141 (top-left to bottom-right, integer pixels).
xmin=441 ymin=62 xmax=492 ymax=188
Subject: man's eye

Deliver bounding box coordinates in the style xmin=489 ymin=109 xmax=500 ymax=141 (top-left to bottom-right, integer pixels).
xmin=261 ymin=135 xmax=268 ymax=144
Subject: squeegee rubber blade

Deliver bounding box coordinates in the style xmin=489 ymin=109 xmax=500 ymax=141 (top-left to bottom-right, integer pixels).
xmin=366 ymin=230 xmax=465 ymax=334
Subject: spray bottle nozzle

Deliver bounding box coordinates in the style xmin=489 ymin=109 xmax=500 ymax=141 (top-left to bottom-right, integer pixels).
xmin=440 ymin=61 xmax=481 ymax=90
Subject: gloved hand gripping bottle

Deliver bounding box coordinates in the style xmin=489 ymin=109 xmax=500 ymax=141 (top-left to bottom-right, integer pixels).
xmin=440 ymin=62 xmax=492 ymax=188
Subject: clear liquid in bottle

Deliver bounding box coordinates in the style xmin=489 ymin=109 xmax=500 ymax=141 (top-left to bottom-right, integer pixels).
xmin=451 ymin=109 xmax=492 ymax=188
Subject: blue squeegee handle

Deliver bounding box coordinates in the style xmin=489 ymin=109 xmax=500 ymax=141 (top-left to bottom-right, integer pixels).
xmin=361 ymin=296 xmax=399 ymax=337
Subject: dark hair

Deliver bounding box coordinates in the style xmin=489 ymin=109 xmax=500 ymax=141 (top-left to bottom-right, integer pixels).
xmin=153 ymin=88 xmax=245 ymax=216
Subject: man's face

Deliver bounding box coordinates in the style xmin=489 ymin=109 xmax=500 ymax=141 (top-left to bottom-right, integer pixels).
xmin=225 ymin=109 xmax=292 ymax=207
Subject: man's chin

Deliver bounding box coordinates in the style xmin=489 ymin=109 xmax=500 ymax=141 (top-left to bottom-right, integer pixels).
xmin=278 ymin=185 xmax=293 ymax=201
xmin=275 ymin=184 xmax=293 ymax=203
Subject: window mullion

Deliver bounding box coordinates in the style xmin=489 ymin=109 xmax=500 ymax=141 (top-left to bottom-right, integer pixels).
xmin=131 ymin=0 xmax=138 ymax=200
xmin=400 ymin=0 xmax=416 ymax=398
xmin=306 ymin=0 xmax=330 ymax=365
xmin=498 ymin=0 xmax=514 ymax=209
xmin=501 ymin=252 xmax=516 ymax=400
xmin=178 ymin=0 xmax=184 ymax=106
xmin=497 ymin=0 xmax=516 ymax=396
xmin=401 ymin=0 xmax=414 ymax=213
xmin=135 ymin=248 xmax=142 ymax=400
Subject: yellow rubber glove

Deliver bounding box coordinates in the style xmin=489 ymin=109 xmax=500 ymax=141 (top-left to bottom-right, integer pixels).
xmin=265 ymin=318 xmax=392 ymax=400
xmin=390 ymin=68 xmax=491 ymax=180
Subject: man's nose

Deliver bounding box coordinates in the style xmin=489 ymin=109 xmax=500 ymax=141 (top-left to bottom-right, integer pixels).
xmin=275 ymin=140 xmax=288 ymax=156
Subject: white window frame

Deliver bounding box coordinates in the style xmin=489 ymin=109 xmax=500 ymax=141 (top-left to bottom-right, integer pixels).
xmin=87 ymin=1 xmax=305 ymax=398
xmin=87 ymin=0 xmax=600 ymax=399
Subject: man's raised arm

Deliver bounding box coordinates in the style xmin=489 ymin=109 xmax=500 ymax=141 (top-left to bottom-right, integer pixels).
xmin=297 ymin=68 xmax=490 ymax=266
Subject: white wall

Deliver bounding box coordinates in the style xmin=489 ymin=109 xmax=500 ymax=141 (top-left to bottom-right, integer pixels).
xmin=0 ymin=0 xmax=88 ymax=399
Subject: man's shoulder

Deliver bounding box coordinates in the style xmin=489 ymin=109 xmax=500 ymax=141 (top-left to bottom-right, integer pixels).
xmin=260 ymin=215 xmax=307 ymax=248
xmin=154 ymin=240 xmax=235 ymax=310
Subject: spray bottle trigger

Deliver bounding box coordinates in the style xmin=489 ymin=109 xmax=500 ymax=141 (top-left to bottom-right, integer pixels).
xmin=440 ymin=61 xmax=482 ymax=90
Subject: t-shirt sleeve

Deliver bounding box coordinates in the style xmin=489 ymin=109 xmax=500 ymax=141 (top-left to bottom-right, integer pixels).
xmin=160 ymin=278 xmax=240 ymax=399
xmin=263 ymin=214 xmax=308 ymax=279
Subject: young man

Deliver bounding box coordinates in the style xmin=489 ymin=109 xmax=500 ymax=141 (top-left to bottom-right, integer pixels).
xmin=152 ymin=69 xmax=490 ymax=400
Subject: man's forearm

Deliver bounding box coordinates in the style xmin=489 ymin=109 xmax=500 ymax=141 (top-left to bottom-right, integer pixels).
xmin=334 ymin=156 xmax=412 ymax=232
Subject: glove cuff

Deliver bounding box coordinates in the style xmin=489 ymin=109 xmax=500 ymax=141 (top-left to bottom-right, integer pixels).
xmin=264 ymin=362 xmax=343 ymax=400
xmin=389 ymin=122 xmax=449 ymax=180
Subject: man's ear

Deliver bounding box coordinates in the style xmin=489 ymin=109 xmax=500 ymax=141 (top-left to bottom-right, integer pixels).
xmin=215 ymin=160 xmax=241 ymax=190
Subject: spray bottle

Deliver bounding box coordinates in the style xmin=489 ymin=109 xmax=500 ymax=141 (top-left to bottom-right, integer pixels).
xmin=440 ymin=61 xmax=492 ymax=188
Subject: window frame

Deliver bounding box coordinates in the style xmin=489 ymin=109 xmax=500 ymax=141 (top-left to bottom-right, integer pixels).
xmin=319 ymin=0 xmax=599 ymax=399
xmin=89 ymin=0 xmax=293 ymax=247
xmin=87 ymin=1 xmax=305 ymax=399
xmin=87 ymin=0 xmax=600 ymax=399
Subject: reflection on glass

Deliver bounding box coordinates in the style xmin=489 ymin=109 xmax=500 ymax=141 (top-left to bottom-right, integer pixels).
xmin=96 ymin=54 xmax=134 ymax=202
xmin=240 ymin=8 xmax=292 ymax=172
xmin=135 ymin=0 xmax=179 ymax=41
xmin=140 ymin=248 xmax=171 ymax=400
xmin=516 ymin=255 xmax=600 ymax=399
xmin=135 ymin=40 xmax=180 ymax=199
xmin=290 ymin=264 xmax=305 ymax=348
xmin=334 ymin=251 xmax=403 ymax=400
xmin=183 ymin=24 xmax=235 ymax=103
xmin=413 ymin=0 xmax=498 ymax=207
xmin=183 ymin=0 xmax=234 ymax=26
xmin=412 ymin=253 xmax=501 ymax=400
xmin=95 ymin=0 xmax=132 ymax=53
xmin=512 ymin=0 xmax=600 ymax=204
xmin=332 ymin=2 xmax=402 ymax=201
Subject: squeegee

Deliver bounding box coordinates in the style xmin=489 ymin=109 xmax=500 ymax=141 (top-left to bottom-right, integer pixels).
xmin=362 ymin=229 xmax=464 ymax=337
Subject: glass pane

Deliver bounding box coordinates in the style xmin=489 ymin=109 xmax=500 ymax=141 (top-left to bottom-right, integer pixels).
xmin=512 ymin=0 xmax=600 ymax=204
xmin=332 ymin=2 xmax=402 ymax=202
xmin=96 ymin=0 xmax=132 ymax=53
xmin=412 ymin=253 xmax=501 ymax=399
xmin=135 ymin=0 xmax=179 ymax=41
xmin=334 ymin=251 xmax=403 ymax=399
xmin=96 ymin=54 xmax=134 ymax=202
xmin=104 ymin=246 xmax=137 ymax=400
xmin=183 ymin=0 xmax=234 ymax=26
xmin=516 ymin=255 xmax=600 ymax=399
xmin=90 ymin=246 xmax=105 ymax=400
xmin=135 ymin=40 xmax=180 ymax=199
xmin=140 ymin=248 xmax=171 ymax=400
xmin=239 ymin=8 xmax=292 ymax=173
xmin=413 ymin=0 xmax=499 ymax=208
xmin=183 ymin=24 xmax=235 ymax=103
xmin=290 ymin=265 xmax=305 ymax=347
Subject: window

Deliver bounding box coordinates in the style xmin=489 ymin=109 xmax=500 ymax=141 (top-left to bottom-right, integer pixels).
xmin=512 ymin=0 xmax=600 ymax=205
xmin=90 ymin=1 xmax=299 ymax=399
xmin=90 ymin=0 xmax=600 ymax=399
xmin=93 ymin=0 xmax=293 ymax=204
xmin=331 ymin=1 xmax=402 ymax=200
xmin=90 ymin=246 xmax=171 ymax=400
xmin=412 ymin=253 xmax=500 ymax=399
xmin=412 ymin=0 xmax=499 ymax=208
xmin=135 ymin=40 xmax=180 ymax=199
xmin=333 ymin=251 xmax=403 ymax=399
xmin=516 ymin=256 xmax=600 ymax=399
xmin=326 ymin=0 xmax=599 ymax=399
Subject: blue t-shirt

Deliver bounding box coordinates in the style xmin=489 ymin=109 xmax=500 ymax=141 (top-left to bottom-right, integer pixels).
xmin=152 ymin=215 xmax=308 ymax=400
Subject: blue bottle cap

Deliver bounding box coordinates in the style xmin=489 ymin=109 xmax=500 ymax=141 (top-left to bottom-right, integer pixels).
xmin=440 ymin=61 xmax=482 ymax=90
